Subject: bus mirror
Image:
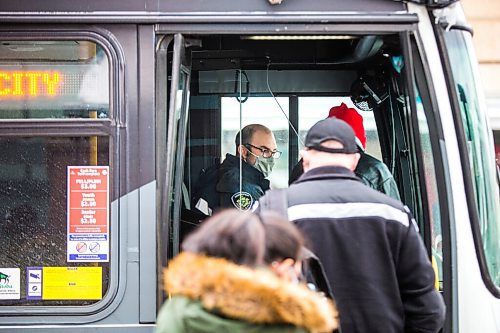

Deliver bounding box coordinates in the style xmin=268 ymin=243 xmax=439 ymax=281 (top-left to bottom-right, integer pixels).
xmin=350 ymin=74 xmax=388 ymax=112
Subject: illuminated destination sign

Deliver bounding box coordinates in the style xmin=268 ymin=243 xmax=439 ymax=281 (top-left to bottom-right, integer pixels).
xmin=0 ymin=71 xmax=61 ymax=97
xmin=0 ymin=64 xmax=109 ymax=112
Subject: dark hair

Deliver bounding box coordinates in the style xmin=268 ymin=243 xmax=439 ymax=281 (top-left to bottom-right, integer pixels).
xmin=234 ymin=124 xmax=270 ymax=147
xmin=181 ymin=209 xmax=266 ymax=267
xmin=259 ymin=212 xmax=304 ymax=264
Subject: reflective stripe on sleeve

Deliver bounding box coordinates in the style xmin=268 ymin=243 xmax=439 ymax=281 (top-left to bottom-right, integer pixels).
xmin=288 ymin=202 xmax=410 ymax=227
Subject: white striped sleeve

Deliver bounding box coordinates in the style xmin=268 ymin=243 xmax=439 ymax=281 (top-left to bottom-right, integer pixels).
xmin=287 ymin=202 xmax=410 ymax=227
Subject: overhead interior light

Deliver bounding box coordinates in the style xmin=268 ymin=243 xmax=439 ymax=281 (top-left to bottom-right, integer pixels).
xmin=242 ymin=35 xmax=358 ymax=40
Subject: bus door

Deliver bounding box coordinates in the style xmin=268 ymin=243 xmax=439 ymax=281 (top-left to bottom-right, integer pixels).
xmin=155 ymin=28 xmax=456 ymax=331
xmin=156 ymin=33 xmax=194 ymax=307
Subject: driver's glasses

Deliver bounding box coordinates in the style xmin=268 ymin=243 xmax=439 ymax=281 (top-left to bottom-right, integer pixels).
xmin=245 ymin=143 xmax=282 ymax=159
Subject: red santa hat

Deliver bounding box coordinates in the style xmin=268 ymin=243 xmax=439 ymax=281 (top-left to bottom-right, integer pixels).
xmin=328 ymin=103 xmax=366 ymax=150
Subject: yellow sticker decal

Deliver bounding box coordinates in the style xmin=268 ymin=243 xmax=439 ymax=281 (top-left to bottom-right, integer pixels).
xmin=42 ymin=267 xmax=102 ymax=300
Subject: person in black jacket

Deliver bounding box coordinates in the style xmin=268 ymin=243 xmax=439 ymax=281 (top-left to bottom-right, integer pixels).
xmin=261 ymin=118 xmax=445 ymax=333
xmin=193 ymin=124 xmax=281 ymax=214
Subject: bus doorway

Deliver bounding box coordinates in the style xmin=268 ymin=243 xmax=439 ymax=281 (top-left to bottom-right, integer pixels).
xmin=157 ymin=30 xmax=451 ymax=322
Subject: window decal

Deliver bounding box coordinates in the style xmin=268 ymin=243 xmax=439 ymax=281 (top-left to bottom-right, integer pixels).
xmin=0 ymin=268 xmax=20 ymax=300
xmin=26 ymin=267 xmax=42 ymax=300
xmin=41 ymin=267 xmax=102 ymax=300
xmin=67 ymin=166 xmax=109 ymax=263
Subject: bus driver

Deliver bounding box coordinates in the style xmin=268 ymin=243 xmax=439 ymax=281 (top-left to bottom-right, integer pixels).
xmin=193 ymin=124 xmax=281 ymax=214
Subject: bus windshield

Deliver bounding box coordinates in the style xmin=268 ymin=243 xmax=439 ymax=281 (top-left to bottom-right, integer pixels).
xmin=444 ymin=29 xmax=500 ymax=287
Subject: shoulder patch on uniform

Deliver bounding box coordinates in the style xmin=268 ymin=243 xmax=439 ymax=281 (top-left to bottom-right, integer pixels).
xmin=231 ymin=191 xmax=254 ymax=211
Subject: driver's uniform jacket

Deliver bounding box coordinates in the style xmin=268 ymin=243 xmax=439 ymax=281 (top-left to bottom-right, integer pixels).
xmin=193 ymin=154 xmax=270 ymax=212
xmin=284 ymin=166 xmax=445 ymax=333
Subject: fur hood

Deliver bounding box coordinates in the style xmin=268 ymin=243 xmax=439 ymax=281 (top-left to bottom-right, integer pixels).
xmin=164 ymin=252 xmax=339 ymax=333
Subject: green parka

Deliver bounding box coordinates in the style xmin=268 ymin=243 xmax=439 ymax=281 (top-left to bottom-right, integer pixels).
xmin=155 ymin=252 xmax=338 ymax=333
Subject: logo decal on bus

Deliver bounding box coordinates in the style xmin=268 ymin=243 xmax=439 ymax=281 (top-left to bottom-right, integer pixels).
xmin=0 ymin=272 xmax=10 ymax=284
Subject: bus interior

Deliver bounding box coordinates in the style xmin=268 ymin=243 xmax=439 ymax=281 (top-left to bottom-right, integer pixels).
xmin=161 ymin=32 xmax=446 ymax=289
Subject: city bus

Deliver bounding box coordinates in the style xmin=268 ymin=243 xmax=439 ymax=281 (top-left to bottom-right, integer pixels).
xmin=0 ymin=0 xmax=498 ymax=332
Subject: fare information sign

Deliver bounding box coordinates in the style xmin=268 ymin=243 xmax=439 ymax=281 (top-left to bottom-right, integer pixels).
xmin=67 ymin=166 xmax=109 ymax=262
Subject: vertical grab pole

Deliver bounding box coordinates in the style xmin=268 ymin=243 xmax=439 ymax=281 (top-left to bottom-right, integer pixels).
xmin=89 ymin=110 xmax=98 ymax=268
xmin=89 ymin=110 xmax=98 ymax=165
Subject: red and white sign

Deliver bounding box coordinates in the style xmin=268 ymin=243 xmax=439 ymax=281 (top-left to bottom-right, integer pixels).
xmin=67 ymin=166 xmax=109 ymax=262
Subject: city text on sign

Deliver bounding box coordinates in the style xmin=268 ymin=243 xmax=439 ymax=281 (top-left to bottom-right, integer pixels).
xmin=0 ymin=71 xmax=61 ymax=97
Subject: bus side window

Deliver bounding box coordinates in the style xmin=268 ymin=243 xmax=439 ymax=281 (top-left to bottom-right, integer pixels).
xmin=298 ymin=97 xmax=383 ymax=160
xmin=0 ymin=40 xmax=113 ymax=308
xmin=220 ymin=96 xmax=290 ymax=190
xmin=297 ymin=96 xmax=388 ymax=191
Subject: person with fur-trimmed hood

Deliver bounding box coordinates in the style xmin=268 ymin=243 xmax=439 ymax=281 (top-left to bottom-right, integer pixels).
xmin=155 ymin=209 xmax=338 ymax=333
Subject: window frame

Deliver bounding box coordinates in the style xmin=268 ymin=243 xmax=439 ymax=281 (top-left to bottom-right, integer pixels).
xmin=401 ymin=31 xmax=433 ymax=252
xmin=411 ymin=27 xmax=461 ymax=331
xmin=0 ymin=29 xmax=122 ymax=319
xmin=409 ymin=32 xmax=450 ymax=284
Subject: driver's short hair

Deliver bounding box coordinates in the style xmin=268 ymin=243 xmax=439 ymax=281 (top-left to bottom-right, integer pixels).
xmin=234 ymin=124 xmax=271 ymax=147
